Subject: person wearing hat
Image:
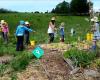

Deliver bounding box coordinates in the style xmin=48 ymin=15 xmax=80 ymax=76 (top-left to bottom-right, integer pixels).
xmin=15 ymin=20 xmax=33 ymax=51
xmin=47 ymin=17 xmax=56 ymax=43
xmin=24 ymin=21 xmax=31 ymax=45
xmin=59 ymin=22 xmax=65 ymax=42
xmin=0 ymin=20 xmax=5 ymax=39
xmin=2 ymin=22 xmax=9 ymax=44
xmin=93 ymin=16 xmax=100 ymax=40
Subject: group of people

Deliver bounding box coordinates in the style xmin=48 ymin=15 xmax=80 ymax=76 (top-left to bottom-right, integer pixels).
xmin=47 ymin=17 xmax=65 ymax=43
xmin=0 ymin=20 xmax=34 ymax=51
xmin=1 ymin=16 xmax=99 ymax=51
xmin=0 ymin=17 xmax=65 ymax=51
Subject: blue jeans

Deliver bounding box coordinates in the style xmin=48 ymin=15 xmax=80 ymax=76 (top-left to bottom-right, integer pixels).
xmin=16 ymin=36 xmax=24 ymax=51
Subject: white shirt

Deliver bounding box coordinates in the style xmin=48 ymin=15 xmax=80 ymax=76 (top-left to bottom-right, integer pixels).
xmin=47 ymin=22 xmax=55 ymax=33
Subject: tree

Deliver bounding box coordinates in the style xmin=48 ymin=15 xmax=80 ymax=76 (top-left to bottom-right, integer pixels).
xmin=51 ymin=1 xmax=70 ymax=14
xmin=0 ymin=8 xmax=18 ymax=13
xmin=70 ymin=0 xmax=89 ymax=15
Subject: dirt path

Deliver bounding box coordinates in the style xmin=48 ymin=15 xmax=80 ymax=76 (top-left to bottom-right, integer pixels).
xmin=0 ymin=43 xmax=70 ymax=80
xmin=16 ymin=48 xmax=70 ymax=80
xmin=40 ymin=49 xmax=70 ymax=80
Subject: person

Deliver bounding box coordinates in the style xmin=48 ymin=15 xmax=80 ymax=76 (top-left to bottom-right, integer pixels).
xmin=24 ymin=21 xmax=31 ymax=45
xmin=47 ymin=17 xmax=56 ymax=43
xmin=94 ymin=16 xmax=100 ymax=40
xmin=15 ymin=20 xmax=33 ymax=51
xmin=2 ymin=22 xmax=9 ymax=44
xmin=0 ymin=20 xmax=5 ymax=39
xmin=59 ymin=22 xmax=65 ymax=42
xmin=0 ymin=22 xmax=2 ymax=38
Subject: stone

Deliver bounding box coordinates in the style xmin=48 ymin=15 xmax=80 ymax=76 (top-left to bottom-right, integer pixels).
xmin=84 ymin=69 xmax=100 ymax=78
xmin=70 ymin=67 xmax=80 ymax=75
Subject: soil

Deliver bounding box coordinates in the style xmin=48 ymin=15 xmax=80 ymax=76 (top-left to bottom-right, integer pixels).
xmin=0 ymin=43 xmax=100 ymax=80
xmin=16 ymin=48 xmax=70 ymax=80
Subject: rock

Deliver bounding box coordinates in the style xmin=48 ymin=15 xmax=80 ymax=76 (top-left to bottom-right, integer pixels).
xmin=84 ymin=69 xmax=100 ymax=78
xmin=63 ymin=58 xmax=74 ymax=70
xmin=70 ymin=67 xmax=80 ymax=75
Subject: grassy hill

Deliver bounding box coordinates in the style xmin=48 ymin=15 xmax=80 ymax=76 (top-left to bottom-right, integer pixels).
xmin=0 ymin=13 xmax=90 ymax=44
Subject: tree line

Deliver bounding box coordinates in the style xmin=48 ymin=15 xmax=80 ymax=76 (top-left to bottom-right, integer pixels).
xmin=51 ymin=0 xmax=90 ymax=15
xmin=0 ymin=8 xmax=18 ymax=13
xmin=0 ymin=0 xmax=90 ymax=15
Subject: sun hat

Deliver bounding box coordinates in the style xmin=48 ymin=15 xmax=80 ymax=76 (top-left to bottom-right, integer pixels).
xmin=1 ymin=20 xmax=5 ymax=24
xmin=91 ymin=18 xmax=94 ymax=22
xmin=25 ymin=21 xmax=29 ymax=25
xmin=51 ymin=17 xmax=55 ymax=20
xmin=20 ymin=20 xmax=25 ymax=25
xmin=94 ymin=16 xmax=99 ymax=22
xmin=61 ymin=22 xmax=65 ymax=26
xmin=2 ymin=22 xmax=7 ymax=25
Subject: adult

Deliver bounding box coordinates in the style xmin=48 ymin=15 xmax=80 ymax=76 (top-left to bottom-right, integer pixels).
xmin=47 ymin=17 xmax=56 ymax=43
xmin=93 ymin=16 xmax=100 ymax=40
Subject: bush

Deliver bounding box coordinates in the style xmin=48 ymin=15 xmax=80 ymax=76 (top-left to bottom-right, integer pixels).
xmin=64 ymin=48 xmax=96 ymax=68
xmin=0 ymin=64 xmax=7 ymax=76
xmin=11 ymin=51 xmax=33 ymax=71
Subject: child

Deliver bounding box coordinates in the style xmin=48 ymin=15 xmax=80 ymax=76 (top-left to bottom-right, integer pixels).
xmin=16 ymin=20 xmax=33 ymax=51
xmin=59 ymin=22 xmax=65 ymax=42
xmin=0 ymin=20 xmax=5 ymax=39
xmin=24 ymin=21 xmax=31 ymax=45
xmin=2 ymin=22 xmax=9 ymax=44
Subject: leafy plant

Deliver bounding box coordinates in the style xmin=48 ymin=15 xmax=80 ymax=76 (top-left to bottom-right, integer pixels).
xmin=11 ymin=51 xmax=33 ymax=71
xmin=64 ymin=48 xmax=96 ymax=67
xmin=0 ymin=64 xmax=7 ymax=76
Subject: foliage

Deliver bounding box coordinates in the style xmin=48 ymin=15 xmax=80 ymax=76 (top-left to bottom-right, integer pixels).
xmin=0 ymin=8 xmax=18 ymax=13
xmin=95 ymin=59 xmax=100 ymax=68
xmin=10 ymin=72 xmax=18 ymax=80
xmin=11 ymin=51 xmax=33 ymax=71
xmin=51 ymin=1 xmax=70 ymax=14
xmin=0 ymin=64 xmax=7 ymax=76
xmin=70 ymin=0 xmax=89 ymax=15
xmin=64 ymin=48 xmax=96 ymax=67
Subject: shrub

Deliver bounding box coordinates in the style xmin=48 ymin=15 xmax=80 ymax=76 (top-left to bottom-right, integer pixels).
xmin=0 ymin=64 xmax=7 ymax=76
xmin=11 ymin=51 xmax=33 ymax=71
xmin=63 ymin=48 xmax=96 ymax=68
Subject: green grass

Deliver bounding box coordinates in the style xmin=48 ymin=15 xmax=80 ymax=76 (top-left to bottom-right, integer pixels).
xmin=0 ymin=13 xmax=93 ymax=75
xmin=63 ymin=48 xmax=96 ymax=67
xmin=0 ymin=13 xmax=90 ymax=44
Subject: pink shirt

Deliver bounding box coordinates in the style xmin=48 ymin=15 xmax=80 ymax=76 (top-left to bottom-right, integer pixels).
xmin=2 ymin=26 xmax=9 ymax=33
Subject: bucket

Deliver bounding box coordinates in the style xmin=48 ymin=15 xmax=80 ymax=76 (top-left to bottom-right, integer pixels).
xmin=86 ymin=33 xmax=91 ymax=41
xmin=30 ymin=41 xmax=35 ymax=47
xmin=90 ymin=33 xmax=94 ymax=41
